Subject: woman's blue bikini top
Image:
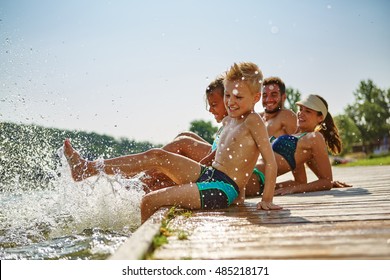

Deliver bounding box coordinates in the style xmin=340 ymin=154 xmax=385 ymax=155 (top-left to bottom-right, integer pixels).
xmin=270 ymin=133 xmax=307 ymax=170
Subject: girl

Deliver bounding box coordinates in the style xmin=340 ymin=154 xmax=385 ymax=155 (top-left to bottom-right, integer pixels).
xmin=142 ymin=76 xmax=228 ymax=191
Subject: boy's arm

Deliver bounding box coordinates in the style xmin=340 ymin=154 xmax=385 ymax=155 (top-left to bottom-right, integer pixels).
xmin=246 ymin=114 xmax=282 ymax=210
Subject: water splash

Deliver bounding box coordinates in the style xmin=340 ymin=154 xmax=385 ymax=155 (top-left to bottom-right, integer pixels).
xmin=0 ymin=125 xmax=146 ymax=259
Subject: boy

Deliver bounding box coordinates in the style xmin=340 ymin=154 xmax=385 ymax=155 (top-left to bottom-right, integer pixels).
xmin=64 ymin=62 xmax=282 ymax=223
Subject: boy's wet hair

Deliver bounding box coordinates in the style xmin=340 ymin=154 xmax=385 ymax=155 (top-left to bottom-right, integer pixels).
xmin=225 ymin=62 xmax=263 ymax=94
xmin=263 ymin=76 xmax=286 ymax=95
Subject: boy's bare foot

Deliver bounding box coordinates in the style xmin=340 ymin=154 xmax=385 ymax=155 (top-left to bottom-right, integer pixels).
xmin=63 ymin=139 xmax=91 ymax=181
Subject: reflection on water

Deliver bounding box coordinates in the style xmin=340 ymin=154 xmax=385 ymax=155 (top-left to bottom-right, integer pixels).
xmin=0 ymin=148 xmax=145 ymax=260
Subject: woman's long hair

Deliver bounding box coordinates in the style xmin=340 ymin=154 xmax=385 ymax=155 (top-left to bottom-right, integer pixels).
xmin=315 ymin=95 xmax=342 ymax=155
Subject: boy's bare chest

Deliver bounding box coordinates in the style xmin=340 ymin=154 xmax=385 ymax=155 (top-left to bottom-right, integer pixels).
xmin=219 ymin=122 xmax=253 ymax=149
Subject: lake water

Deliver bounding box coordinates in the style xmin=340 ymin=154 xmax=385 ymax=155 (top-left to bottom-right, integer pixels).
xmin=0 ymin=147 xmax=146 ymax=260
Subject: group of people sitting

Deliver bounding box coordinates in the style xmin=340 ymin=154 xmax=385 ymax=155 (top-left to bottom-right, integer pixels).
xmin=64 ymin=62 xmax=350 ymax=223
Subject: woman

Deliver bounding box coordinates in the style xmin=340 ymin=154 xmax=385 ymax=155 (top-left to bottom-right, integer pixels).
xmin=246 ymin=94 xmax=350 ymax=196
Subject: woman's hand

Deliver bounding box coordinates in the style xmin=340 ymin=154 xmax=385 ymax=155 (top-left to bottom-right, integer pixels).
xmin=257 ymin=201 xmax=283 ymax=210
xmin=274 ymin=186 xmax=295 ymax=196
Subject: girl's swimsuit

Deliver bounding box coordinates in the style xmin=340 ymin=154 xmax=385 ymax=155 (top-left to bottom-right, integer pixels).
xmin=211 ymin=126 xmax=223 ymax=152
xmin=196 ymin=166 xmax=239 ymax=209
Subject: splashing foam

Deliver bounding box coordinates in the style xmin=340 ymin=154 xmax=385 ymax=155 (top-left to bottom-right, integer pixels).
xmin=0 ymin=146 xmax=145 ymax=249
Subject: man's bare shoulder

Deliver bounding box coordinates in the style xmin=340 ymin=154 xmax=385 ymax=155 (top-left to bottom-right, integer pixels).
xmin=277 ymin=108 xmax=296 ymax=118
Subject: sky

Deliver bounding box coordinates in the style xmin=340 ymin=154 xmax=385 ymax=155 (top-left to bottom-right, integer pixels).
xmin=1 ymin=0 xmax=390 ymax=144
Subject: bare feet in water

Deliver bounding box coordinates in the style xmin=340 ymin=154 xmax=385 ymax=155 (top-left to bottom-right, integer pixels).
xmin=64 ymin=139 xmax=94 ymax=181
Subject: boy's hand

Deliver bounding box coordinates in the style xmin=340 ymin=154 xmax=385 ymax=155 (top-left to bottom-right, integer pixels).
xmin=257 ymin=201 xmax=283 ymax=210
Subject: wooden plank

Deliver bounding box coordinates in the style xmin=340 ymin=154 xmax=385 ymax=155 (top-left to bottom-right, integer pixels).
xmin=153 ymin=220 xmax=390 ymax=260
xmin=150 ymin=166 xmax=390 ymax=260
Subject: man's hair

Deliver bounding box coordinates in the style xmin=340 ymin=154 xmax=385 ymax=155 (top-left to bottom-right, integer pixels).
xmin=263 ymin=76 xmax=286 ymax=95
xmin=225 ymin=62 xmax=263 ymax=94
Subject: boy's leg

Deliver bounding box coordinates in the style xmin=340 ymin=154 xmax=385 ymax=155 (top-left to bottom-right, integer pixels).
xmin=64 ymin=139 xmax=202 ymax=183
xmin=141 ymin=182 xmax=201 ymax=223
xmin=141 ymin=169 xmax=177 ymax=192
xmin=102 ymin=149 xmax=202 ymax=184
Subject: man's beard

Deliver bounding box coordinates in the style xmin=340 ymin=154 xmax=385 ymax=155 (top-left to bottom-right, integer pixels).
xmin=264 ymin=100 xmax=283 ymax=114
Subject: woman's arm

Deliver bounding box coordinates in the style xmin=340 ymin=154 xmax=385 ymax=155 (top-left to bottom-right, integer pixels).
xmin=274 ymin=178 xmax=332 ymax=195
xmin=275 ymin=133 xmax=333 ymax=195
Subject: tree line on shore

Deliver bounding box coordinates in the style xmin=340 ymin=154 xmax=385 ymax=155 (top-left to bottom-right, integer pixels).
xmin=0 ymin=122 xmax=160 ymax=191
xmin=194 ymin=79 xmax=390 ymax=156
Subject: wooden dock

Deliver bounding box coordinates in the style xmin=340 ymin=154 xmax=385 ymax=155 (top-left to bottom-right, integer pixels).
xmin=110 ymin=165 xmax=390 ymax=260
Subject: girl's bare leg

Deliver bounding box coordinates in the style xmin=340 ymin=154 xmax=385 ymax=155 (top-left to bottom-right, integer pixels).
xmin=162 ymin=135 xmax=211 ymax=162
xmin=141 ymin=182 xmax=201 ymax=223
xmin=245 ymin=173 xmax=262 ymax=196
xmin=174 ymin=131 xmax=209 ymax=143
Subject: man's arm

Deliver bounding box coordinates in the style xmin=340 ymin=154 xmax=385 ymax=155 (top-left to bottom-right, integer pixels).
xmin=281 ymin=109 xmax=298 ymax=135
